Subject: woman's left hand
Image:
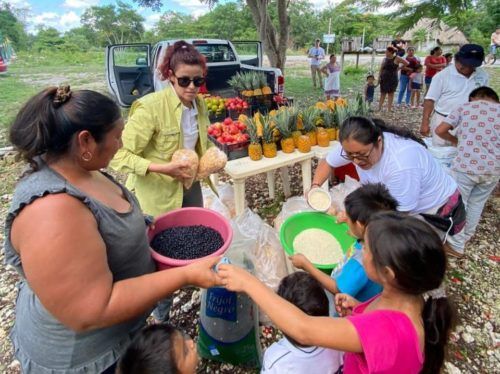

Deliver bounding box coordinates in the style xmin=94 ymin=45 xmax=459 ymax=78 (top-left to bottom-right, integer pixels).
xmin=217 ymin=264 xmax=253 ymax=293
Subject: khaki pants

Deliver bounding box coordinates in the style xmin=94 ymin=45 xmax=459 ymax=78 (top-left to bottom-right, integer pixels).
xmin=310 ymin=65 xmax=323 ymax=88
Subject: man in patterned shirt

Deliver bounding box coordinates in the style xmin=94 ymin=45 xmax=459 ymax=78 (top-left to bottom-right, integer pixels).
xmin=435 ymin=86 xmax=499 ymax=256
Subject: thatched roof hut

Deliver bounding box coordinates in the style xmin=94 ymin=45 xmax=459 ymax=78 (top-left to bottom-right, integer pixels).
xmin=402 ymin=18 xmax=469 ymax=52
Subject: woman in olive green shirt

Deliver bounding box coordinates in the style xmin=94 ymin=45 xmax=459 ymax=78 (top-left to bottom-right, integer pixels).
xmin=111 ymin=40 xmax=213 ymax=217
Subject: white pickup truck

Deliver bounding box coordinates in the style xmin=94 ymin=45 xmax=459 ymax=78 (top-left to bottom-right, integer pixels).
xmin=106 ymin=39 xmax=285 ymax=107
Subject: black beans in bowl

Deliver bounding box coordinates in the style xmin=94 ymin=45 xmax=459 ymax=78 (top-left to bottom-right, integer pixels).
xmin=151 ymin=225 xmax=224 ymax=260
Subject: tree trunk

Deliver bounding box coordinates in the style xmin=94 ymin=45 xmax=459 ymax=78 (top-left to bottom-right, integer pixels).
xmin=246 ymin=0 xmax=289 ymax=72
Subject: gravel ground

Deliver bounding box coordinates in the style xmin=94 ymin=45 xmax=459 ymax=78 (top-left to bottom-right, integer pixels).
xmin=0 ymin=106 xmax=499 ymax=373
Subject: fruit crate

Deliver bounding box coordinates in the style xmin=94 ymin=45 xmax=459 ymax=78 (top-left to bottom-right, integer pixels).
xmin=208 ymin=135 xmax=250 ymax=161
xmin=228 ymin=107 xmax=252 ymax=120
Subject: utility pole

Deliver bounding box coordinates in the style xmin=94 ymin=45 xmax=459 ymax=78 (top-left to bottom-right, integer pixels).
xmin=326 ymin=17 xmax=332 ymax=55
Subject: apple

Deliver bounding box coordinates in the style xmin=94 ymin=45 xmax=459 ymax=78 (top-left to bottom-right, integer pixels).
xmin=223 ymin=118 xmax=232 ymax=126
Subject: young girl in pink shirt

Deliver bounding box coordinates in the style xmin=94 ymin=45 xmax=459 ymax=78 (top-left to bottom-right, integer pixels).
xmin=219 ymin=212 xmax=454 ymax=374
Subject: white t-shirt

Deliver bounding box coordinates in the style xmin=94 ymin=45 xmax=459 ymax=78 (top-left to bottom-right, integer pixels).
xmin=181 ymin=102 xmax=199 ymax=150
xmin=308 ymin=46 xmax=325 ymax=66
xmin=326 ymin=132 xmax=457 ymax=213
xmin=261 ymin=338 xmax=343 ymax=374
xmin=425 ymin=65 xmax=489 ymax=116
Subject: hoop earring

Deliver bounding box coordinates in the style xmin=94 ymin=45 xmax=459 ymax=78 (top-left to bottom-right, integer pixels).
xmin=81 ymin=151 xmax=93 ymax=162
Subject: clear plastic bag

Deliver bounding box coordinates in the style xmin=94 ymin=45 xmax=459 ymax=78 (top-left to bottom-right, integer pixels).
xmin=217 ymin=183 xmax=243 ymax=218
xmin=274 ymin=196 xmax=314 ymax=231
xmin=234 ymin=208 xmax=288 ymax=324
xmin=197 ymin=147 xmax=227 ymax=180
xmin=329 ymin=175 xmax=361 ymax=212
xmin=171 ymin=149 xmax=199 ymax=189
xmin=202 ymin=186 xmax=231 ymax=220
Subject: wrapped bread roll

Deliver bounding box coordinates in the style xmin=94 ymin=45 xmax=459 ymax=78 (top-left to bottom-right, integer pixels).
xmin=197 ymin=147 xmax=227 ymax=180
xmin=172 ymin=149 xmax=199 ymax=189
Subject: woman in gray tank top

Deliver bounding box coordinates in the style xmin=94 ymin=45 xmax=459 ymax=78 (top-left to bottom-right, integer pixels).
xmin=4 ymin=86 xmax=222 ymax=373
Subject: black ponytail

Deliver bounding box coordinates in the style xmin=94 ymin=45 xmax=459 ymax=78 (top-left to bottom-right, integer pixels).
xmin=9 ymin=87 xmax=121 ymax=170
xmin=366 ymin=212 xmax=455 ymax=374
xmin=421 ymin=297 xmax=455 ymax=374
xmin=339 ymin=116 xmax=426 ymax=147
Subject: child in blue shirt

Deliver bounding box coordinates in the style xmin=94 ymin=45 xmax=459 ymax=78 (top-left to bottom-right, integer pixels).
xmin=290 ymin=183 xmax=398 ymax=313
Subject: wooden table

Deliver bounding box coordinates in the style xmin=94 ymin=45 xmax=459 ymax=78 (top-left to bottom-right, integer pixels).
xmin=212 ymin=141 xmax=340 ymax=216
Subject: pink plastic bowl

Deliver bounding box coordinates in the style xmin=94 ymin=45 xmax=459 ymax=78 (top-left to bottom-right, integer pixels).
xmin=148 ymin=207 xmax=233 ymax=270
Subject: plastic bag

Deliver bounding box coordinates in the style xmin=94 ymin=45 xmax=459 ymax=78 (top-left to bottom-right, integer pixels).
xmin=274 ymin=196 xmax=314 ymax=231
xmin=217 ymin=183 xmax=242 ymax=218
xmin=202 ymin=187 xmax=231 ymax=220
xmin=197 ymin=222 xmax=262 ymax=368
xmin=171 ymin=149 xmax=199 ymax=189
xmin=329 ymin=175 xmax=361 ymax=212
xmin=197 ymin=147 xmax=227 ymax=180
xmin=234 ymin=208 xmax=288 ymax=324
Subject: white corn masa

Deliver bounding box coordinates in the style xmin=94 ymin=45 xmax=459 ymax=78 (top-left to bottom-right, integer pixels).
xmin=293 ymin=228 xmax=343 ymax=265
xmin=307 ymin=189 xmax=331 ymax=211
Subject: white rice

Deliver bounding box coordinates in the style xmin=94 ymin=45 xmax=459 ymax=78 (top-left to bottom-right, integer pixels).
xmin=293 ymin=228 xmax=343 ymax=265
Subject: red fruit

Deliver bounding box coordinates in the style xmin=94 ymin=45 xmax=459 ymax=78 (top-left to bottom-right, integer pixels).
xmin=223 ymin=117 xmax=232 ymax=126
xmin=214 ymin=123 xmax=222 ymax=130
xmin=229 ymin=124 xmax=239 ymax=135
xmin=213 ymin=129 xmax=221 ymax=137
xmin=208 ymin=127 xmax=214 ymax=135
xmin=217 ymin=136 xmax=224 ymax=143
xmin=243 ymin=133 xmax=250 ymax=140
xmin=237 ymin=122 xmax=246 ymax=131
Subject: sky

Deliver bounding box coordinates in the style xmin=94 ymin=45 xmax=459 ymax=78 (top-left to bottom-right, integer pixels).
xmin=5 ymin=0 xmax=341 ymax=35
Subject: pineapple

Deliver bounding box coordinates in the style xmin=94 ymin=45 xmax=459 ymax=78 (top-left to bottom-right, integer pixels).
xmin=228 ymin=74 xmax=243 ymax=95
xmin=297 ymin=135 xmax=311 ymax=153
xmin=315 ymin=101 xmax=328 ymax=110
xmin=241 ymin=72 xmax=254 ymax=97
xmin=301 ymin=107 xmax=320 ymax=146
xmin=259 ymin=72 xmax=273 ymax=95
xmin=275 ymin=110 xmax=294 ymax=153
xmin=287 ymin=106 xmax=302 ymax=148
xmin=245 ymin=118 xmax=263 ymax=161
xmin=254 ymin=111 xmax=264 ymax=138
xmin=335 ymin=105 xmax=349 ymax=141
xmin=321 ymin=109 xmax=337 ymax=141
xmin=262 ymin=115 xmax=277 ymax=158
xmin=317 ymin=128 xmax=330 ymax=147
xmin=252 ymin=72 xmax=263 ymax=96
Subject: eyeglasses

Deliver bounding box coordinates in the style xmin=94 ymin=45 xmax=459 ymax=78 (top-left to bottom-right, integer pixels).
xmin=340 ymin=144 xmax=376 ymax=161
xmin=173 ymin=74 xmax=205 ymax=88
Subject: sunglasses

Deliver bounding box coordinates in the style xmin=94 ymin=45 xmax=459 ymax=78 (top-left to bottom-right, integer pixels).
xmin=173 ymin=74 xmax=205 ymax=88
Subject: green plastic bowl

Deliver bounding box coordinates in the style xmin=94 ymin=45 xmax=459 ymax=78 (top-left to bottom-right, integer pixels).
xmin=280 ymin=211 xmax=356 ymax=274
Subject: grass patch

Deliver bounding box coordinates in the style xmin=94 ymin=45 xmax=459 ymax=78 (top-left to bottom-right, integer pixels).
xmin=285 ymin=63 xmax=367 ymax=107
xmin=0 ymin=74 xmax=40 ymax=130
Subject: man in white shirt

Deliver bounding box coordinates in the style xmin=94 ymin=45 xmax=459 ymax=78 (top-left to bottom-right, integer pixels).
xmin=307 ymin=38 xmax=326 ymax=89
xmin=420 ymin=44 xmax=489 ymax=146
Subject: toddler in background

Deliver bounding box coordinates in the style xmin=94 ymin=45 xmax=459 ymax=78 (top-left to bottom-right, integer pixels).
xmin=364 ymin=74 xmax=376 ymax=107
xmin=261 ymin=272 xmax=343 ymax=373
xmin=410 ymin=64 xmax=424 ymax=108
xmin=117 ymin=324 xmax=198 ymax=374
xmin=291 ymin=183 xmax=398 ymax=314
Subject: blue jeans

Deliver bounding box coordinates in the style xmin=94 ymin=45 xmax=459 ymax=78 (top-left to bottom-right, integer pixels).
xmin=397 ymin=74 xmax=411 ymax=105
xmin=447 ymin=171 xmax=498 ymax=252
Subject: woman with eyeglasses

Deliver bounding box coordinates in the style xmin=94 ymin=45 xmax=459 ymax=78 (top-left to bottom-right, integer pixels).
xmin=111 ymin=40 xmax=213 ymax=219
xmin=311 ymin=116 xmax=466 ymax=256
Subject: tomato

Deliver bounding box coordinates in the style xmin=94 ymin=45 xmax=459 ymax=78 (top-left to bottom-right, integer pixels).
xmin=217 ymin=136 xmax=224 ymax=143
xmin=229 ymin=124 xmax=240 ymax=135
xmin=223 ymin=117 xmax=232 ymax=126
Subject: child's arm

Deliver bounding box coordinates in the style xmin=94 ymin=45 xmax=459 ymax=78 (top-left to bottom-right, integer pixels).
xmin=320 ymin=64 xmax=328 ymax=76
xmin=289 ymin=254 xmax=340 ymax=294
xmin=435 ymin=122 xmax=458 ymax=146
xmin=218 ymin=264 xmax=363 ymax=352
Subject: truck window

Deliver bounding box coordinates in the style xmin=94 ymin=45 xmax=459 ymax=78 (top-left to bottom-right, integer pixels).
xmin=194 ymin=44 xmax=236 ymax=63
xmin=113 ymin=45 xmax=149 ymax=67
